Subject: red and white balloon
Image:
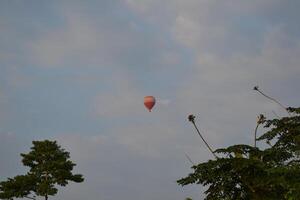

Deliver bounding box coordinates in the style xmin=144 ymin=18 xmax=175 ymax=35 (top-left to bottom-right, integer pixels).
xmin=144 ymin=96 xmax=156 ymax=112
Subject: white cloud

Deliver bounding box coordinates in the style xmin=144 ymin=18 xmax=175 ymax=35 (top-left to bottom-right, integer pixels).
xmin=125 ymin=0 xmax=157 ymax=14
xmin=91 ymin=70 xmax=143 ymax=117
xmin=0 ymin=132 xmax=30 ymax=178
xmin=5 ymin=66 xmax=32 ymax=88
xmin=173 ymin=14 xmax=228 ymax=51
xmin=123 ymin=0 xmax=300 ymax=149
xmin=28 ymin=6 xmax=137 ymax=68
xmin=50 ymin=130 xmax=204 ymax=200
xmin=157 ymin=98 xmax=171 ymax=106
xmin=29 ymin=15 xmax=104 ymax=67
xmin=0 ymin=89 xmax=11 ymax=125
xmin=1 ymin=1 xmax=300 ymax=200
xmin=174 ymin=26 xmax=300 ymax=147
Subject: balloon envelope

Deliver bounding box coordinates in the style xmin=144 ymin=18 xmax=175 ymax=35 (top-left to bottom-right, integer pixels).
xmin=144 ymin=96 xmax=156 ymax=112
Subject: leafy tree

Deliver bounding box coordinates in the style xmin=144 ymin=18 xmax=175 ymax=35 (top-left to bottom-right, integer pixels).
xmin=0 ymin=140 xmax=84 ymax=200
xmin=178 ymin=107 xmax=300 ymax=200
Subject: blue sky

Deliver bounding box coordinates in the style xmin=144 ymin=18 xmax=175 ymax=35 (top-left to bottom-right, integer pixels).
xmin=1 ymin=1 xmax=300 ymax=199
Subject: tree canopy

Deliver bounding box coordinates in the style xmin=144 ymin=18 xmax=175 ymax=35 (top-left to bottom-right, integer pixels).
xmin=178 ymin=107 xmax=300 ymax=200
xmin=0 ymin=140 xmax=84 ymax=200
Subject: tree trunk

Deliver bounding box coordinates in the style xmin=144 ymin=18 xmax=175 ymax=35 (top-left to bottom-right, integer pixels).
xmin=45 ymin=171 xmax=48 ymax=200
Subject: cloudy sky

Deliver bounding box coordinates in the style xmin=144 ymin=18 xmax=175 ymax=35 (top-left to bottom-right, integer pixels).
xmin=1 ymin=1 xmax=300 ymax=199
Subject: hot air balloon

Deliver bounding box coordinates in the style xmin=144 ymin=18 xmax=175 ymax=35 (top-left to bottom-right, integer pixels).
xmin=144 ymin=96 xmax=156 ymax=112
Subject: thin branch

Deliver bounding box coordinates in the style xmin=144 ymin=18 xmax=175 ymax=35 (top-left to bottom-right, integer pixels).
xmin=188 ymin=115 xmax=218 ymax=159
xmin=254 ymin=123 xmax=259 ymax=148
xmin=254 ymin=114 xmax=265 ymax=148
xmin=184 ymin=152 xmax=196 ymax=165
xmin=266 ymin=140 xmax=273 ymax=147
xmin=271 ymin=110 xmax=280 ymax=118
xmin=254 ymin=86 xmax=291 ymax=116
xmin=24 ymin=196 xmax=36 ymax=200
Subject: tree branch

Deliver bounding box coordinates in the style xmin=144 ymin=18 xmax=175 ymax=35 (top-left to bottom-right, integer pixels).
xmin=254 ymin=86 xmax=291 ymax=116
xmin=24 ymin=195 xmax=36 ymax=200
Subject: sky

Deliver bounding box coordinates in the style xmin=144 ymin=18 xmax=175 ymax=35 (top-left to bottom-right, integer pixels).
xmin=0 ymin=1 xmax=300 ymax=199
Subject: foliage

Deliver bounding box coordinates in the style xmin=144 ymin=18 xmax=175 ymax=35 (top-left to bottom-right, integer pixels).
xmin=178 ymin=107 xmax=300 ymax=200
xmin=0 ymin=140 xmax=84 ymax=200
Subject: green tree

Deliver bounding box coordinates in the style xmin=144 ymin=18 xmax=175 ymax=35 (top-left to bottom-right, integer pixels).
xmin=0 ymin=140 xmax=84 ymax=200
xmin=178 ymin=107 xmax=300 ymax=200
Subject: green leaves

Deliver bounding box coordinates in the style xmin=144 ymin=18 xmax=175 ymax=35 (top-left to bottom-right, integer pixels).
xmin=178 ymin=157 xmax=268 ymax=199
xmin=0 ymin=140 xmax=84 ymax=200
xmin=0 ymin=175 xmax=37 ymax=199
xmin=178 ymin=107 xmax=300 ymax=200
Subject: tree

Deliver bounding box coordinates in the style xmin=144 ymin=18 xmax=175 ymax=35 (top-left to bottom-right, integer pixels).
xmin=0 ymin=140 xmax=84 ymax=200
xmin=178 ymin=107 xmax=300 ymax=200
